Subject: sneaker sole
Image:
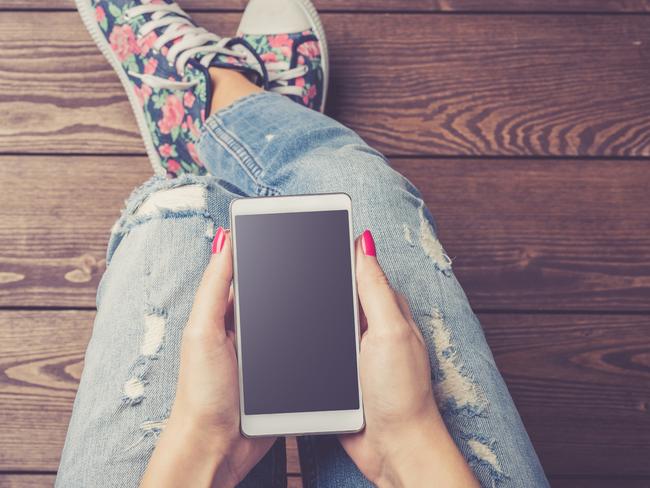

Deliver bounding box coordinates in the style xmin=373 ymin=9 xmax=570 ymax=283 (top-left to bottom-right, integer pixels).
xmin=292 ymin=0 xmax=329 ymax=112
xmin=75 ymin=0 xmax=166 ymax=175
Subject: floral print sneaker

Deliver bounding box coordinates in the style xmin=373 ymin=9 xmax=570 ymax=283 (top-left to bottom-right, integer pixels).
xmin=76 ymin=0 xmax=268 ymax=177
xmin=238 ymin=0 xmax=328 ymax=112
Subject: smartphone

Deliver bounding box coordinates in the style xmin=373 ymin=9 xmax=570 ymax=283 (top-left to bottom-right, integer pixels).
xmin=230 ymin=193 xmax=364 ymax=437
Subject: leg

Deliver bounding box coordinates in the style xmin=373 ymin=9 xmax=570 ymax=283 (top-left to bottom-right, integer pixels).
xmin=197 ymin=94 xmax=549 ymax=487
xmin=56 ymin=174 xmax=286 ymax=487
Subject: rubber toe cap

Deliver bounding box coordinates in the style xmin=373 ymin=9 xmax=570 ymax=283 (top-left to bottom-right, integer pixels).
xmin=239 ymin=0 xmax=312 ymax=35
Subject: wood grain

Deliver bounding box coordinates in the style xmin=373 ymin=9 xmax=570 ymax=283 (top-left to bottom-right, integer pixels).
xmin=0 ymin=311 xmax=648 ymax=476
xmin=1 ymin=156 xmax=648 ymax=311
xmin=2 ymin=13 xmax=650 ymax=157
xmin=0 ymin=156 xmax=142 ymax=307
xmin=287 ymin=476 xmax=303 ymax=488
xmin=399 ymin=158 xmax=650 ymax=312
xmin=2 ymin=0 xmax=650 ymax=12
xmin=0 ymin=311 xmax=92 ymax=471
xmin=0 ymin=476 xmax=52 ymax=488
xmin=482 ymin=313 xmax=650 ymax=476
xmin=287 ymin=437 xmax=300 ymax=476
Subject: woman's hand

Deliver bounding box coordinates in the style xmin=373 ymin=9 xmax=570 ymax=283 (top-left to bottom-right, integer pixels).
xmin=141 ymin=228 xmax=275 ymax=488
xmin=339 ymin=230 xmax=479 ymax=488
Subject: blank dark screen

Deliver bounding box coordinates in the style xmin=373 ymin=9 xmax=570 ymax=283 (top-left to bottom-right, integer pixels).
xmin=235 ymin=210 xmax=359 ymax=415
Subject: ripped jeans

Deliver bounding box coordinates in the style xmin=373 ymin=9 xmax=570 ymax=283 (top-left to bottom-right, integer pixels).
xmin=56 ymin=92 xmax=549 ymax=488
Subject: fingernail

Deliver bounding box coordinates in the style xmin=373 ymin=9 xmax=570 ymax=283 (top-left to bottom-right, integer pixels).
xmin=361 ymin=229 xmax=376 ymax=256
xmin=212 ymin=226 xmax=226 ymax=254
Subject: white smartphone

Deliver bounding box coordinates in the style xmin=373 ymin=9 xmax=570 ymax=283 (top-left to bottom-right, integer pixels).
xmin=230 ymin=193 xmax=364 ymax=437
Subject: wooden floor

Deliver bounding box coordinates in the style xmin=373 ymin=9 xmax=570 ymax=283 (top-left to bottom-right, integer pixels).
xmin=1 ymin=0 xmax=649 ymax=486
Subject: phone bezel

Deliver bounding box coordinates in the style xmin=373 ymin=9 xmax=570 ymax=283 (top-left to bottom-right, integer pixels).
xmin=230 ymin=193 xmax=364 ymax=437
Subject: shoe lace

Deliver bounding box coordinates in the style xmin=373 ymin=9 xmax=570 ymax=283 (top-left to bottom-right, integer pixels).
xmin=124 ymin=2 xmax=256 ymax=90
xmin=265 ymin=61 xmax=309 ymax=96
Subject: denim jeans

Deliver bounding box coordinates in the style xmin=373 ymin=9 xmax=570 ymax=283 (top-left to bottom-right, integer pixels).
xmin=56 ymin=92 xmax=549 ymax=487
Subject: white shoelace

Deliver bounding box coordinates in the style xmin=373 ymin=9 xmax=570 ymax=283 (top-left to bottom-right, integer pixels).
xmin=265 ymin=62 xmax=309 ymax=96
xmin=124 ymin=2 xmax=255 ymax=90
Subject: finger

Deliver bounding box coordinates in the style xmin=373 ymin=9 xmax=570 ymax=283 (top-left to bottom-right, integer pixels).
xmin=355 ymin=230 xmax=408 ymax=334
xmin=187 ymin=227 xmax=232 ymax=335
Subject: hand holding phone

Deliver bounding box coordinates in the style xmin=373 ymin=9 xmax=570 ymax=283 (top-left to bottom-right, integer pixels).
xmin=141 ymin=228 xmax=275 ymax=488
xmin=339 ymin=231 xmax=479 ymax=488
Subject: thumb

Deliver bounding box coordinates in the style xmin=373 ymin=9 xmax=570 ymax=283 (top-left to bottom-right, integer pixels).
xmin=355 ymin=229 xmax=406 ymax=335
xmin=187 ymin=227 xmax=232 ymax=336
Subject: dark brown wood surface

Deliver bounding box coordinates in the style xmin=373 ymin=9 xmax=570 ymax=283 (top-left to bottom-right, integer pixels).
xmin=2 ymin=13 xmax=650 ymax=157
xmin=1 ymin=311 xmax=648 ymax=476
xmin=2 ymin=156 xmax=648 ymax=311
xmin=0 ymin=476 xmax=53 ymax=488
xmin=1 ymin=1 xmax=649 ymax=486
xmin=2 ymin=0 xmax=650 ymax=12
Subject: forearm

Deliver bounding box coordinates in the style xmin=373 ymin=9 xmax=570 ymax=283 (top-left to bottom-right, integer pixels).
xmin=378 ymin=416 xmax=479 ymax=488
xmin=140 ymin=416 xmax=234 ymax=488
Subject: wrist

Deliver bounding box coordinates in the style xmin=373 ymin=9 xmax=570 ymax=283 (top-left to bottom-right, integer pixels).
xmin=149 ymin=414 xmax=236 ymax=488
xmin=165 ymin=413 xmax=229 ymax=456
xmin=376 ymin=412 xmax=477 ymax=488
xmin=376 ymin=415 xmax=442 ymax=488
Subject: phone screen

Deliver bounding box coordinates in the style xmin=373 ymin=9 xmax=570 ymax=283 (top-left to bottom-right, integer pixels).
xmin=234 ymin=210 xmax=359 ymax=415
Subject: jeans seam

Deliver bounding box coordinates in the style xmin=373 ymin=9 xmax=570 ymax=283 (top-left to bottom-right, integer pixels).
xmin=203 ymin=116 xmax=281 ymax=197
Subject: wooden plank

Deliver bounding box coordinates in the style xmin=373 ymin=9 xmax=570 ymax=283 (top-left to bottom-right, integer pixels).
xmin=287 ymin=475 xmax=303 ymax=488
xmin=2 ymin=0 xmax=650 ymax=13
xmin=1 ymin=156 xmax=648 ymax=311
xmin=0 ymin=156 xmax=141 ymax=307
xmin=286 ymin=437 xmax=300 ymax=475
xmin=0 ymin=311 xmax=92 ymax=472
xmin=0 ymin=475 xmax=55 ymax=488
xmin=1 ymin=13 xmax=650 ymax=157
xmin=482 ymin=313 xmax=650 ymax=476
xmin=0 ymin=311 xmax=648 ymax=476
xmin=0 ymin=475 xmax=47 ymax=488
xmin=398 ymin=158 xmax=650 ymax=312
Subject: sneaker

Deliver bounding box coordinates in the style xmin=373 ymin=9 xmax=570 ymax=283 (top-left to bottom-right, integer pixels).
xmin=76 ymin=0 xmax=268 ymax=177
xmin=238 ymin=0 xmax=328 ymax=112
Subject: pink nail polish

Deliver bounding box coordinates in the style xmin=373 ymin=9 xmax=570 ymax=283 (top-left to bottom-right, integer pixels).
xmin=212 ymin=226 xmax=226 ymax=254
xmin=361 ymin=229 xmax=376 ymax=256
